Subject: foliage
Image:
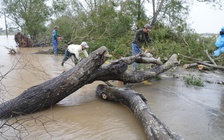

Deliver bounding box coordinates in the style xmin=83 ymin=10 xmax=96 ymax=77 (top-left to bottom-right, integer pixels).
xmin=1 ymin=0 xmax=49 ymax=40
xmin=120 ymin=0 xmax=148 ymax=28
xmin=196 ymin=0 xmax=224 ymax=9
xmin=183 ymin=74 xmax=204 ymax=87
xmin=160 ymin=0 xmax=190 ymax=32
xmin=51 ymin=0 xmax=67 ymax=16
xmin=43 ymin=0 xmax=221 ymax=66
xmin=47 ymin=0 xmax=135 ymax=57
xmin=0 ymin=0 xmax=66 ymax=41
xmin=150 ymin=22 xmax=217 ymax=64
xmin=0 ymin=0 xmax=221 ymax=65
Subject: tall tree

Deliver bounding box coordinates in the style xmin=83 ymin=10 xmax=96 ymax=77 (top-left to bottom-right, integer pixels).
xmin=160 ymin=0 xmax=190 ymax=32
xmin=119 ymin=0 xmax=148 ymax=28
xmin=49 ymin=0 xmax=134 ymax=57
xmin=1 ymin=0 xmax=50 ymax=40
xmin=0 ymin=0 xmax=66 ymax=41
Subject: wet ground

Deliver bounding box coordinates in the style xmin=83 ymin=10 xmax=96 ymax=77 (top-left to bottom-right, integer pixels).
xmin=0 ymin=35 xmax=224 ymax=140
xmin=135 ymin=68 xmax=224 ymax=140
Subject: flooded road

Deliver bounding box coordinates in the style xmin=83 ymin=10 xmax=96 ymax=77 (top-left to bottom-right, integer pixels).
xmin=0 ymin=35 xmax=224 ymax=140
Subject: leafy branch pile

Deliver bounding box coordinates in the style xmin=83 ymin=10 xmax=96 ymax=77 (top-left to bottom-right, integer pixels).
xmin=1 ymin=0 xmax=223 ymax=65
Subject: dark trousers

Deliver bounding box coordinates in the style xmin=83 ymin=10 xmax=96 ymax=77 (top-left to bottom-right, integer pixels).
xmin=62 ymin=49 xmax=78 ymax=63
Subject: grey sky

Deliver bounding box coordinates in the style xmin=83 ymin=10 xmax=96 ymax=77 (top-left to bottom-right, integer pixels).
xmin=188 ymin=1 xmax=224 ymax=33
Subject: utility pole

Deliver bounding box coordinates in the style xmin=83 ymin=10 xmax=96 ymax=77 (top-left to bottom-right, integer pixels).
xmin=4 ymin=12 xmax=8 ymax=38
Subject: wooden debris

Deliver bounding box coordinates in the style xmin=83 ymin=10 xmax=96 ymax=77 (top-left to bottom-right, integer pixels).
xmin=0 ymin=47 xmax=179 ymax=119
xmin=4 ymin=46 xmax=16 ymax=55
xmin=96 ymin=84 xmax=182 ymax=140
xmin=14 ymin=32 xmax=33 ymax=47
xmin=205 ymin=50 xmax=217 ymax=65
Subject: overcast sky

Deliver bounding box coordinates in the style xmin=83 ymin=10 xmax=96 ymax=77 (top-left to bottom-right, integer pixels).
xmin=188 ymin=1 xmax=224 ymax=34
xmin=0 ymin=1 xmax=223 ymax=34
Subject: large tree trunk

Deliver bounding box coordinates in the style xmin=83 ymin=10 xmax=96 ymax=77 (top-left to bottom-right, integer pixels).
xmin=0 ymin=46 xmax=110 ymax=118
xmin=96 ymin=84 xmax=181 ymax=140
xmin=0 ymin=46 xmax=178 ymax=119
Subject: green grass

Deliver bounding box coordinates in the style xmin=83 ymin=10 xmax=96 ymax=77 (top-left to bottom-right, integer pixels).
xmin=183 ymin=74 xmax=204 ymax=87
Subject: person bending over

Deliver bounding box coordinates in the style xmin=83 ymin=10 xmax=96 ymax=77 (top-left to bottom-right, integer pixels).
xmin=61 ymin=42 xmax=89 ymax=66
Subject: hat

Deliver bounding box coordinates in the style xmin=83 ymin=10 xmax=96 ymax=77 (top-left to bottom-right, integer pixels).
xmin=81 ymin=42 xmax=89 ymax=49
xmin=144 ymin=24 xmax=151 ymax=31
xmin=54 ymin=26 xmax=59 ymax=29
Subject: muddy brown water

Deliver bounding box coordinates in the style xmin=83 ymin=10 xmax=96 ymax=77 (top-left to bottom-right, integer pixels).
xmin=0 ymin=36 xmax=224 ymax=140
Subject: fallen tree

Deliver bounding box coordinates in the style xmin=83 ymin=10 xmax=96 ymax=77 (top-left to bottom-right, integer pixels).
xmin=0 ymin=46 xmax=178 ymax=119
xmin=179 ymin=52 xmax=224 ymax=71
xmin=0 ymin=46 xmax=181 ymax=139
xmin=96 ymin=84 xmax=181 ymax=140
xmin=14 ymin=32 xmax=33 ymax=47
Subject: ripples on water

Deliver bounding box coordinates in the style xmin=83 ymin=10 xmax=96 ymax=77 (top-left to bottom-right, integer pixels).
xmin=1 ymin=35 xmax=224 ymax=140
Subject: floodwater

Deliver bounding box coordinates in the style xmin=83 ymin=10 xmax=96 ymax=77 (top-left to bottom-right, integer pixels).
xmin=0 ymin=35 xmax=224 ymax=140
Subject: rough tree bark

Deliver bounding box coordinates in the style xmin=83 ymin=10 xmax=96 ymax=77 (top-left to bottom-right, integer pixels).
xmin=0 ymin=46 xmax=109 ymax=118
xmin=96 ymin=84 xmax=181 ymax=140
xmin=0 ymin=46 xmax=178 ymax=119
xmin=14 ymin=32 xmax=33 ymax=47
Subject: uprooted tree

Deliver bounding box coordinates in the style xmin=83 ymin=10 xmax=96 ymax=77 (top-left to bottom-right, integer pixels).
xmin=0 ymin=46 xmax=181 ymax=139
xmin=14 ymin=32 xmax=33 ymax=47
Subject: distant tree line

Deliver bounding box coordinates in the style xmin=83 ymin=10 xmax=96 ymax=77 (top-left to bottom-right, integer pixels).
xmin=0 ymin=27 xmax=19 ymax=35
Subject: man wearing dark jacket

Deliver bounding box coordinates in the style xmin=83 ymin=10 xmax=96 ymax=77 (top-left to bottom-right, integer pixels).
xmin=132 ymin=24 xmax=152 ymax=70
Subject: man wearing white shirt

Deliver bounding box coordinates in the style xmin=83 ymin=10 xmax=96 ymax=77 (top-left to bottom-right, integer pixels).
xmin=61 ymin=42 xmax=89 ymax=66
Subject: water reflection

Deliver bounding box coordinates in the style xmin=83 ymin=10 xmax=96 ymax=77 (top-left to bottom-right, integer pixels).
xmin=0 ymin=35 xmax=224 ymax=140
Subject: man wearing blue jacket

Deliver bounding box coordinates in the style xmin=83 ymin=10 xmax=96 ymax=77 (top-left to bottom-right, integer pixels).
xmin=52 ymin=26 xmax=60 ymax=55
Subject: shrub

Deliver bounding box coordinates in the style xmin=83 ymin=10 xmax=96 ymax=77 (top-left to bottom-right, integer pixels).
xmin=183 ymin=74 xmax=204 ymax=87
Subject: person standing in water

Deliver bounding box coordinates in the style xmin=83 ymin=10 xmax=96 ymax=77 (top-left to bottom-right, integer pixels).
xmin=52 ymin=26 xmax=61 ymax=55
